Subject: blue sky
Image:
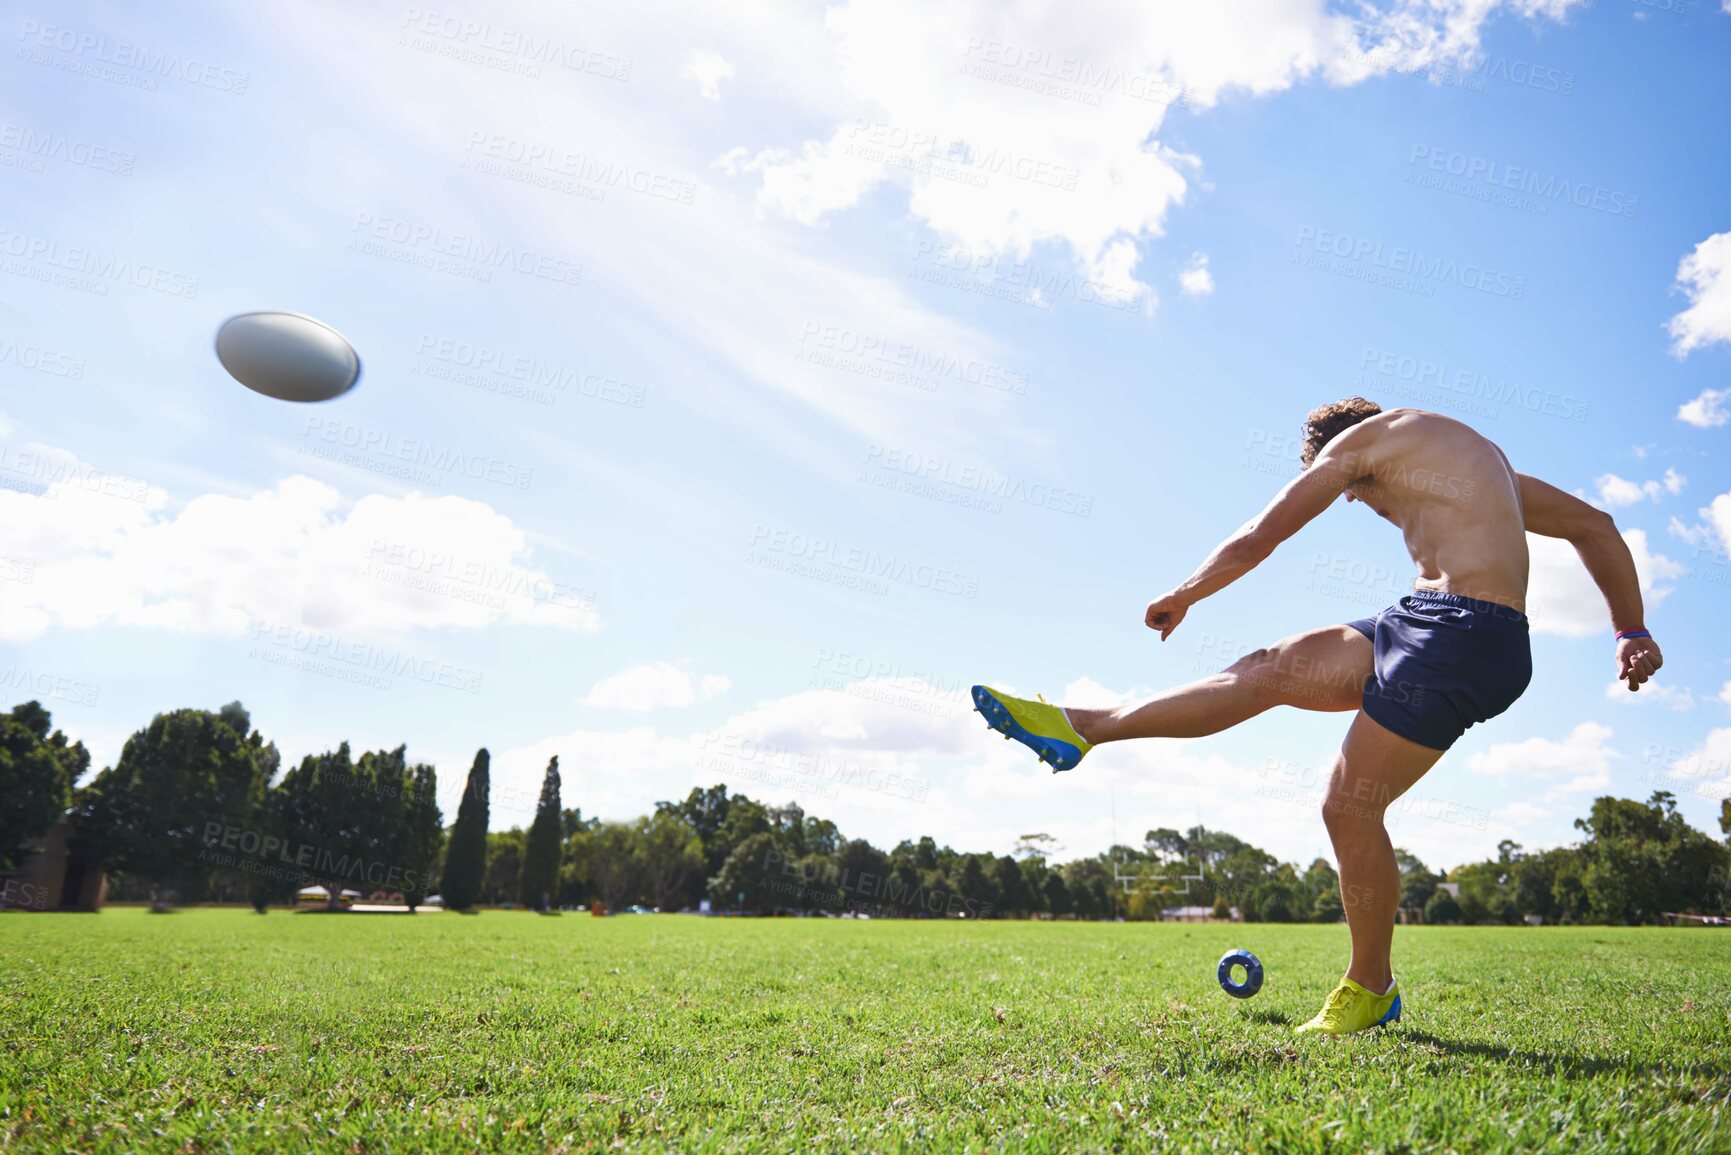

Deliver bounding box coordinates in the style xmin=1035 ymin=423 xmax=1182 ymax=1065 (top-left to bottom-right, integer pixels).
xmin=3 ymin=0 xmax=1730 ymax=872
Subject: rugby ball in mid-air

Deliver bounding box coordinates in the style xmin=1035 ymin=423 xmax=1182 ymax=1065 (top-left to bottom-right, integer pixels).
xmin=215 ymin=310 xmax=361 ymax=402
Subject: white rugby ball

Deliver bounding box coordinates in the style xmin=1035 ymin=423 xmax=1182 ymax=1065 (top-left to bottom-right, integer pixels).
xmin=216 ymin=310 xmax=361 ymax=402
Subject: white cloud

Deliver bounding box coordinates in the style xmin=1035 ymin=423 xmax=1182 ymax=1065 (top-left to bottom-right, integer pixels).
xmin=1594 ymin=469 xmax=1684 ymax=508
xmin=0 ymin=433 xmax=597 ymax=642
xmin=1467 ymin=721 xmax=1618 ymax=797
xmin=1179 ymin=252 xmax=1215 ymax=296
xmin=1653 ymin=727 xmax=1731 ymax=804
xmin=1678 ymin=387 xmax=1731 ymax=429
xmin=582 ymin=661 xmax=731 ymax=710
xmin=684 ymin=50 xmax=735 ymax=101
xmin=1669 ymin=490 xmax=1731 ymax=558
xmin=1667 ymin=230 xmax=1731 ymax=356
xmin=728 ymin=0 xmax=1582 ymax=308
xmin=1494 ymin=800 xmax=1550 ymax=826
xmin=1524 ymin=529 xmax=1684 ymax=638
xmin=1603 ymin=679 xmax=1694 ymax=710
xmin=1720 ymin=681 xmax=1731 ymax=709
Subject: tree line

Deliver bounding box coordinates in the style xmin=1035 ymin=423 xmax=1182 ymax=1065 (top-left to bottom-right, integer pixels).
xmin=3 ymin=699 xmax=1729 ymax=924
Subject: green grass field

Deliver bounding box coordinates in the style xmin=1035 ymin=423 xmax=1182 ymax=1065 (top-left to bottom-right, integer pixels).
xmin=3 ymin=909 xmax=1728 ymax=1153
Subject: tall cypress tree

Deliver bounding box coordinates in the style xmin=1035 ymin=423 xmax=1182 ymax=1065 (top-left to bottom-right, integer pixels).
xmin=441 ymin=748 xmax=490 ymax=912
xmin=518 ymin=756 xmax=562 ymax=911
xmin=401 ymin=764 xmax=444 ymax=911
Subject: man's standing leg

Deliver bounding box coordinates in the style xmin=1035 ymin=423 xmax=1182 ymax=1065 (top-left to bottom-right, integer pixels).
xmin=1321 ymin=711 xmax=1445 ymax=993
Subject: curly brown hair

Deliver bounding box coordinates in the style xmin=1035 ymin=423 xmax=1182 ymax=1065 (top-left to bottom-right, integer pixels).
xmin=1300 ymin=397 xmax=1383 ymax=467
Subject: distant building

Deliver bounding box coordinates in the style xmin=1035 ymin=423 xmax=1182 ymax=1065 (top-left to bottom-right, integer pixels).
xmin=1159 ymin=905 xmax=1242 ymax=922
xmin=0 ymin=819 xmax=105 ymax=911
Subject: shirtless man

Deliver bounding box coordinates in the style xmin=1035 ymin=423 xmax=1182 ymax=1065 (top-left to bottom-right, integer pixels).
xmin=971 ymin=399 xmax=1665 ymax=1035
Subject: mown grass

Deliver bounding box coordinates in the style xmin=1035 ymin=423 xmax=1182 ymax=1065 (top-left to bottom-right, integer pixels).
xmin=2 ymin=908 xmax=1727 ymax=1153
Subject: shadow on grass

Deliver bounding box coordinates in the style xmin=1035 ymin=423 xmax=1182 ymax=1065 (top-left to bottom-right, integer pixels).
xmin=1239 ymin=1007 xmax=1292 ymax=1026
xmin=1398 ymin=1028 xmax=1730 ymax=1080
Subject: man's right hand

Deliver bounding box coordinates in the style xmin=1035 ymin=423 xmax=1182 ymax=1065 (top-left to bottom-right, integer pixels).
xmin=1617 ymin=634 xmax=1663 ymax=692
xmin=1144 ymin=592 xmax=1190 ymax=640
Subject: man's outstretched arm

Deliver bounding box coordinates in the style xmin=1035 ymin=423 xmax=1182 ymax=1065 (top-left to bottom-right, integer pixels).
xmin=1518 ymin=472 xmax=1663 ymax=691
xmin=1144 ymin=439 xmax=1367 ymax=639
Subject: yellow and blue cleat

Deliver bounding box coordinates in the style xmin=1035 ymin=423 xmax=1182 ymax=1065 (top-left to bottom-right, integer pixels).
xmin=1294 ymin=977 xmax=1402 ymax=1036
xmin=971 ymin=685 xmax=1092 ymax=772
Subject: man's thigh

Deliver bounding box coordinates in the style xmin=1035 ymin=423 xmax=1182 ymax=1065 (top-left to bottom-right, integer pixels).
xmin=1324 ymin=711 xmax=1448 ymax=822
xmin=1231 ymin=624 xmax=1374 ymax=712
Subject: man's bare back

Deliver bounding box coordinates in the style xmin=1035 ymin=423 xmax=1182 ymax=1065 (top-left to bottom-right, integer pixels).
xmin=1332 ymin=408 xmax=1529 ymax=612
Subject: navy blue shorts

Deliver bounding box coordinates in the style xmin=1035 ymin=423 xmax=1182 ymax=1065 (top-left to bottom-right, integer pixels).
xmin=1345 ymin=591 xmax=1532 ymax=751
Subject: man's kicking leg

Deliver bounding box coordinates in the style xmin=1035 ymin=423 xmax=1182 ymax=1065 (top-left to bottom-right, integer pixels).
xmin=971 ymin=625 xmax=1371 ymax=770
xmin=1296 ymin=710 xmax=1444 ymax=1036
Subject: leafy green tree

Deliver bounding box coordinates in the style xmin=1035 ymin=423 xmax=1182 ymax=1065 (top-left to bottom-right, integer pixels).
xmin=1144 ymin=828 xmax=1189 ymax=860
xmin=483 ymin=829 xmax=526 ymax=905
xmin=834 ymin=838 xmax=890 ymax=910
xmin=958 ymin=855 xmax=995 ymax=916
xmin=1396 ymin=848 xmax=1440 ymax=920
xmin=993 ymin=854 xmax=1034 ymax=916
xmin=400 ymin=765 xmax=443 ymax=910
xmin=441 ymin=748 xmax=490 ymax=911
xmin=636 ymin=810 xmax=704 ymax=910
xmin=1251 ymin=867 xmax=1306 ymax=922
xmin=273 ymin=743 xmax=372 ymax=910
xmin=885 ymin=859 xmax=925 ymax=914
xmin=74 ymin=705 xmax=267 ymax=906
xmin=518 ymin=757 xmax=563 ymax=910
xmin=1014 ymin=832 xmax=1059 ymax=860
xmin=0 ymin=701 xmax=86 ymax=874
xmin=1042 ymin=871 xmax=1074 ymax=916
xmin=582 ymin=822 xmax=643 ymax=911
xmin=1425 ymin=889 xmax=1463 ymax=924
xmin=709 ymin=830 xmax=779 ymax=913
